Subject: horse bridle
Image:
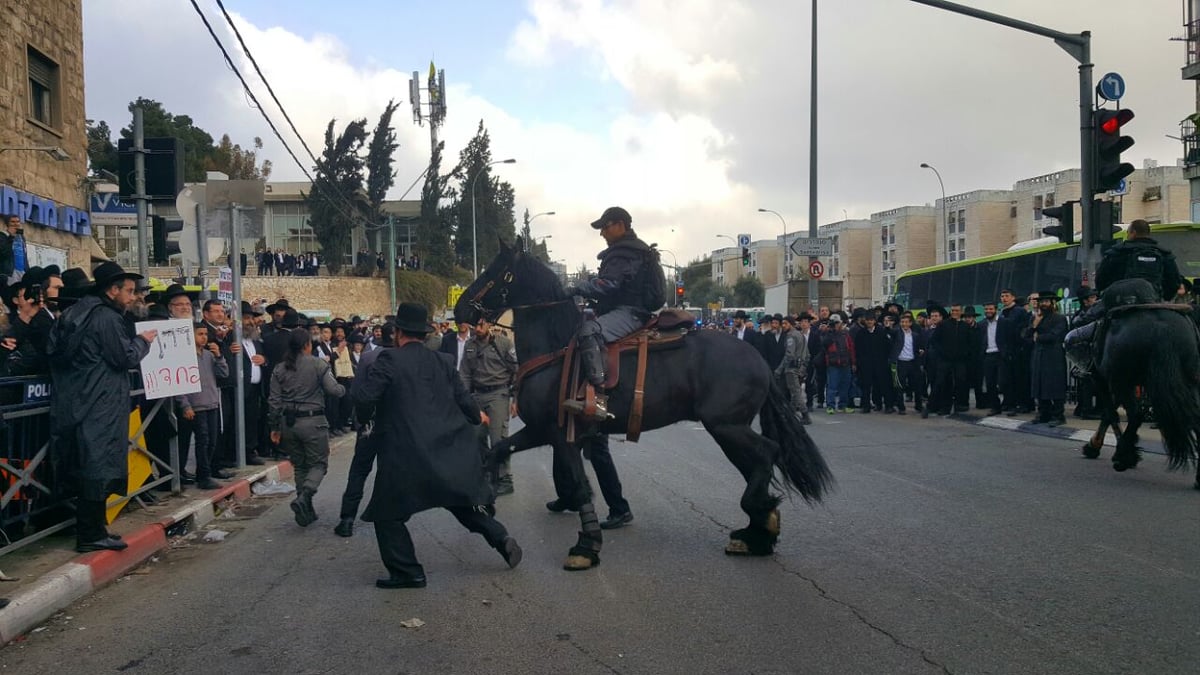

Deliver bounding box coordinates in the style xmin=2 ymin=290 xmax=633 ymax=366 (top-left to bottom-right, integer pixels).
xmin=465 ymin=264 xmax=574 ymax=330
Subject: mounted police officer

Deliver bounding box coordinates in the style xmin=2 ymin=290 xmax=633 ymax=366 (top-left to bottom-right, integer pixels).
xmin=1066 ymin=219 xmax=1184 ymax=360
xmin=564 ymin=206 xmax=662 ymax=420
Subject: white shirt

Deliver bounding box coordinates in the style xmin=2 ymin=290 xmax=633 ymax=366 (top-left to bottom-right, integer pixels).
xmin=985 ymin=318 xmax=999 ymax=353
xmin=735 ymin=326 xmax=748 ymax=340
xmin=456 ymin=334 xmax=470 ymax=369
xmin=898 ymin=329 xmax=914 ymax=361
xmin=242 ymin=339 xmax=261 ymax=384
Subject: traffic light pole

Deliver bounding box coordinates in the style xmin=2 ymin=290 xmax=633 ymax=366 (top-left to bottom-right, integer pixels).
xmin=910 ymin=0 xmax=1096 ymax=275
xmin=807 ymin=0 xmax=820 ymax=313
xmin=133 ymin=107 xmax=149 ymax=279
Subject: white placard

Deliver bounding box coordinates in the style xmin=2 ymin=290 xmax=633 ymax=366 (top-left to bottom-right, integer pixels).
xmin=218 ymin=267 xmax=233 ymax=306
xmin=26 ymin=243 xmax=69 ymax=270
xmin=135 ymin=319 xmax=201 ymax=400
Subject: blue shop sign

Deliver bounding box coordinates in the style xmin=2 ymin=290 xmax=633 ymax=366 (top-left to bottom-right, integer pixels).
xmin=0 ymin=185 xmax=91 ymax=236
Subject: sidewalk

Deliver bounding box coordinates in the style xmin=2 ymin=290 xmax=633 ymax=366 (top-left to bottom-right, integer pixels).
xmin=944 ymin=408 xmax=1164 ymax=456
xmin=0 ymin=460 xmax=295 ymax=645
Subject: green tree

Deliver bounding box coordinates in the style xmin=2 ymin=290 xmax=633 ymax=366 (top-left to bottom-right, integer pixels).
xmin=306 ymin=118 xmax=368 ymax=275
xmin=449 ymin=122 xmax=516 ymax=273
xmin=416 ymin=140 xmax=455 ymax=276
xmin=365 ymin=99 xmax=399 ymax=251
xmin=733 ymin=275 xmax=765 ymax=306
xmin=207 ymin=134 xmax=272 ymax=180
xmin=85 ymin=119 xmax=118 ymax=177
xmin=117 ymin=97 xmax=215 ymax=182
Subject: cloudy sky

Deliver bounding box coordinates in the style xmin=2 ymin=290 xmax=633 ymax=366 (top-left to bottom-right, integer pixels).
xmin=83 ymin=0 xmax=1192 ymax=271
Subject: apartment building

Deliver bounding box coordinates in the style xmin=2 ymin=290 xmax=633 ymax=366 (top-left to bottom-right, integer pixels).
xmin=869 ymin=207 xmax=937 ymax=306
xmin=814 ymin=219 xmax=873 ymax=308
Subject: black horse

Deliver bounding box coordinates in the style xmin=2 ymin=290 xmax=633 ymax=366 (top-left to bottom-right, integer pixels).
xmin=1080 ymin=279 xmax=1200 ymax=489
xmin=455 ymin=239 xmax=833 ymax=570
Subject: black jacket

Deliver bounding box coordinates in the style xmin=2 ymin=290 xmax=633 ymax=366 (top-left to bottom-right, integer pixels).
xmin=353 ymin=343 xmax=491 ymax=521
xmin=996 ymin=305 xmax=1029 ymax=356
xmin=731 ymin=325 xmax=761 ymax=351
xmin=930 ymin=318 xmax=972 ymax=363
xmin=574 ymin=230 xmax=654 ymax=315
xmin=759 ymin=330 xmax=786 ymax=371
xmin=1094 ymin=236 xmax=1182 ymax=300
xmin=888 ymin=327 xmax=927 ymax=364
xmin=853 ymin=325 xmax=890 ymax=370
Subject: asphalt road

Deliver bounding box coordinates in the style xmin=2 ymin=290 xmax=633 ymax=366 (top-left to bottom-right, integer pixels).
xmin=3 ymin=413 xmax=1197 ymax=675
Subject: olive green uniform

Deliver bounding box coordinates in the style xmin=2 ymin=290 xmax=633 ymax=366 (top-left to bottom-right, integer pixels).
xmin=460 ymin=333 xmax=518 ymax=476
xmin=776 ymin=328 xmax=809 ymax=414
xmin=268 ymin=355 xmax=346 ymax=494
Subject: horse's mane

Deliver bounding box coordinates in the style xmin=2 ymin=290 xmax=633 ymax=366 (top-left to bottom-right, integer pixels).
xmin=513 ymin=249 xmax=568 ymax=303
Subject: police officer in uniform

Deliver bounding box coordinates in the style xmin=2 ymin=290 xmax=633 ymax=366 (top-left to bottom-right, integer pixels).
xmin=776 ymin=315 xmax=812 ymax=424
xmin=564 ymin=206 xmax=659 ymax=420
xmin=1066 ymin=219 xmax=1183 ymax=353
xmin=459 ymin=315 xmax=518 ymax=495
xmin=268 ymin=328 xmax=346 ymax=527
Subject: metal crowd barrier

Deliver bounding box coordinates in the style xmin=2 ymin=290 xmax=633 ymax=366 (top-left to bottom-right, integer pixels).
xmin=0 ymin=373 xmax=180 ymax=557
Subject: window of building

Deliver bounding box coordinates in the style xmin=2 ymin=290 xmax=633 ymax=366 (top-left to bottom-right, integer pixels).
xmin=832 ymin=258 xmax=839 ymax=277
xmin=948 ymin=239 xmax=957 ymax=262
xmin=957 ymin=209 xmax=966 ymax=233
xmin=268 ymin=203 xmax=316 ymax=253
xmin=889 ymin=224 xmax=895 ymax=245
xmin=1033 ymin=194 xmax=1044 ymax=221
xmin=957 ymin=237 xmax=966 ymax=260
xmin=832 ymin=235 xmax=839 ymax=254
xmin=27 ymin=46 xmax=60 ymax=129
xmin=1044 ymin=192 xmax=1056 ymax=208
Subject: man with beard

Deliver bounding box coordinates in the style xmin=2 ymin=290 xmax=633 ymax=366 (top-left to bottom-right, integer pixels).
xmin=1025 ymin=291 xmax=1069 ymax=426
xmin=980 ymin=302 xmax=1002 ymax=415
xmin=997 ymin=290 xmax=1032 ymax=415
xmin=852 ymin=312 xmax=889 ymax=413
xmin=49 ymin=262 xmax=156 ymax=551
xmin=239 ymin=302 xmax=268 ymax=465
xmin=730 ymin=309 xmax=761 ymax=352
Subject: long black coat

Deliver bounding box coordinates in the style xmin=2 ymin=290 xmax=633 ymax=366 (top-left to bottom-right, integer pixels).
xmin=353 ymin=342 xmax=491 ymax=521
xmin=49 ymin=295 xmax=151 ymax=500
xmin=1028 ymin=311 xmax=1068 ymax=401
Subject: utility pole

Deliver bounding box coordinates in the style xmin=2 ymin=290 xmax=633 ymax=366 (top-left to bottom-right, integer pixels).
xmin=230 ymin=204 xmax=248 ymax=469
xmin=388 ymin=214 xmax=397 ymax=311
xmin=133 ymin=107 xmax=149 ymax=278
xmin=807 ymin=0 xmax=820 ymax=313
xmin=195 ymin=202 xmax=209 ymax=301
xmin=910 ymin=0 xmax=1094 ymax=272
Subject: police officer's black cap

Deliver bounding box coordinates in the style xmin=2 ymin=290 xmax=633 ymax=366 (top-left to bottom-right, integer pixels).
xmin=590 ymin=206 xmax=632 ymax=230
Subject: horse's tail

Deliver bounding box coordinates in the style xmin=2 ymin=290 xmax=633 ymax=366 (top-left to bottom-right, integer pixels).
xmin=1144 ymin=341 xmax=1200 ymax=471
xmin=759 ymin=377 xmax=834 ymax=503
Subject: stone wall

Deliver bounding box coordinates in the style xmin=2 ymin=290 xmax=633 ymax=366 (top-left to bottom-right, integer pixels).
xmin=0 ymin=0 xmax=91 ymax=270
xmin=241 ymin=277 xmax=396 ymax=319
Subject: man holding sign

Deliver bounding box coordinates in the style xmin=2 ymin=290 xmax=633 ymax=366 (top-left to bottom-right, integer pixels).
xmin=48 ymin=262 xmax=157 ymax=553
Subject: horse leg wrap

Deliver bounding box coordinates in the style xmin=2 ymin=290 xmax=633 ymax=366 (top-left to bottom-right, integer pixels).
xmin=564 ymin=504 xmax=602 ymax=571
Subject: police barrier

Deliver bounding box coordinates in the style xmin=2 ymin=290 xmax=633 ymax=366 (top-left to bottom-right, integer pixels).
xmin=0 ymin=373 xmax=180 ymax=557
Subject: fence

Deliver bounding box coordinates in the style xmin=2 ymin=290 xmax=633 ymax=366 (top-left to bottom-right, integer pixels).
xmin=0 ymin=373 xmax=180 ymax=557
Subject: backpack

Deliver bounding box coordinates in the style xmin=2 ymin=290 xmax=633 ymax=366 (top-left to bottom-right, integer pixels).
xmin=641 ymin=246 xmax=667 ymax=312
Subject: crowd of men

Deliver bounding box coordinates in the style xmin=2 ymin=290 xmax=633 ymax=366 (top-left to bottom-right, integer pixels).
xmin=254 ymin=249 xmax=323 ymax=277
xmin=731 ymin=291 xmax=1097 ymax=427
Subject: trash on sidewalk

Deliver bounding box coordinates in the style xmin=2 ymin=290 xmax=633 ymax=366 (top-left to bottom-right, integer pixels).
xmin=252 ymin=479 xmax=296 ymax=496
xmin=202 ymin=529 xmax=229 ymax=543
xmin=399 ymin=618 xmax=425 ymax=629
xmin=0 ymin=569 xmax=18 ymax=582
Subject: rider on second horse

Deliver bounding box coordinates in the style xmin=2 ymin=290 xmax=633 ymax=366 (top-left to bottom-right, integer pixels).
xmin=564 ymin=206 xmax=660 ymax=421
xmin=1065 ymin=219 xmax=1183 ymax=364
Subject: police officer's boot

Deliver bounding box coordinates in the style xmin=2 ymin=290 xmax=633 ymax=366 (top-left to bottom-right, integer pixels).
xmin=580 ymin=336 xmax=614 ymax=421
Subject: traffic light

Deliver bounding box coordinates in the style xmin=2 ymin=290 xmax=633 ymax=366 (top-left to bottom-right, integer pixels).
xmin=1092 ymin=108 xmax=1135 ymax=193
xmin=675 ymin=282 xmax=684 ymax=299
xmin=1088 ymin=199 xmax=1121 ymax=247
xmin=1041 ymin=200 xmax=1077 ymax=245
xmin=151 ymin=215 xmax=183 ymax=264
xmin=741 ymin=246 xmax=750 ymax=267
xmin=118 ymin=137 xmax=185 ymax=198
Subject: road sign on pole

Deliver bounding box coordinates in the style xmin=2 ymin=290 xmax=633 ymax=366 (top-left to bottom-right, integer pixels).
xmin=789 ymin=237 xmax=834 ymax=257
xmin=736 ymin=233 xmax=750 ymax=247
xmin=808 ymin=260 xmax=825 ymax=279
xmin=1097 ymin=72 xmax=1125 ymax=102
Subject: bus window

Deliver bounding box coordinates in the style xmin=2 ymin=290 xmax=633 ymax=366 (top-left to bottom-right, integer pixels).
xmin=1038 ymin=250 xmax=1077 ymax=296
xmin=976 ymin=260 xmax=1002 ymax=304
xmin=927 ymin=269 xmax=951 ymax=306
xmin=1011 ymin=254 xmax=1037 ymax=296
xmin=950 ymin=266 xmax=977 ymax=306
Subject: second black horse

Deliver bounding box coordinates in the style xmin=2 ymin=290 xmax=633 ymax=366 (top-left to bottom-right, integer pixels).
xmin=455 ymin=238 xmax=833 ymax=571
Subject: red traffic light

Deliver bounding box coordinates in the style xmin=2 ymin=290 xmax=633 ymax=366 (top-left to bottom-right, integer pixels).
xmin=1097 ymin=108 xmax=1134 ymax=135
xmin=675 ymin=285 xmax=684 ymax=297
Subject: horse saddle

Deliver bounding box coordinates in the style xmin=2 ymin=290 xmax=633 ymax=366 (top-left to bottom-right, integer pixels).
xmin=560 ymin=308 xmax=697 ymax=441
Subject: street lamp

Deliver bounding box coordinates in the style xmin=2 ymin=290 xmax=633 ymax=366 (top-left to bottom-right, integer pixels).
xmin=470 ymin=158 xmax=517 ymax=276
xmin=919 ymin=163 xmax=947 ymax=262
xmin=758 ymin=208 xmax=788 ymax=279
xmin=0 ymin=146 xmax=71 ymax=161
xmin=658 ymin=247 xmax=679 ymax=307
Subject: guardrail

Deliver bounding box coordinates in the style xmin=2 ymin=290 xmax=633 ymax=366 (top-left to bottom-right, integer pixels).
xmin=0 ymin=374 xmax=180 ymax=557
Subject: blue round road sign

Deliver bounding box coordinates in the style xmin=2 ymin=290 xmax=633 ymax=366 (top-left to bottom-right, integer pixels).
xmin=1097 ymin=72 xmax=1125 ymax=102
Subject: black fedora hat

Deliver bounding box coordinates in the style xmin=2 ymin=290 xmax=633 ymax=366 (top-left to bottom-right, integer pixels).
xmin=90 ymin=261 xmax=143 ymax=293
xmin=394 ymin=302 xmax=432 ymax=334
xmin=159 ymin=283 xmax=189 ymax=302
xmin=280 ymin=308 xmax=300 ymax=328
xmin=265 ymin=298 xmax=290 ymax=314
xmin=241 ymin=300 xmax=263 ymax=316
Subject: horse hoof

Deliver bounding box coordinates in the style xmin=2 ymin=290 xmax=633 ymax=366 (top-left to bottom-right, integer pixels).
xmin=725 ymin=539 xmax=751 ymax=556
xmin=765 ymin=509 xmax=781 ymax=537
xmin=563 ymin=554 xmax=597 ymax=571
xmin=1113 ymin=461 xmax=1129 ymax=472
xmin=1082 ymin=444 xmax=1101 ymax=459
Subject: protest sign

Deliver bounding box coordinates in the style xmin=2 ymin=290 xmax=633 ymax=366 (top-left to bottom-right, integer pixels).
xmin=135 ymin=319 xmax=201 ymax=400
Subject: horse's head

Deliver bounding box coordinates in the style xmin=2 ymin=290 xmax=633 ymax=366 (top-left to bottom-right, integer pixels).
xmin=454 ymin=236 xmax=565 ymax=325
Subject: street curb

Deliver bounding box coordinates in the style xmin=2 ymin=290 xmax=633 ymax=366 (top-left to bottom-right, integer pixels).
xmin=0 ymin=460 xmax=294 ymax=645
xmin=956 ymin=412 xmax=1165 ymax=456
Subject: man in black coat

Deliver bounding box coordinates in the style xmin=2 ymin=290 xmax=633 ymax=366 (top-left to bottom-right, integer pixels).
xmin=353 ymin=303 xmax=522 ymax=589
xmin=758 ymin=313 xmax=786 ymax=372
xmin=997 ymin=290 xmax=1033 ymax=415
xmin=929 ymin=304 xmax=972 ymax=414
xmin=729 ymin=309 xmax=761 ymax=351
xmin=852 ymin=313 xmax=890 ymax=413
xmin=1025 ymin=292 xmax=1069 ymax=425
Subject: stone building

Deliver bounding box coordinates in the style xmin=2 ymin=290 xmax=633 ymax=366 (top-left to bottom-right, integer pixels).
xmin=934 ymin=189 xmax=1015 ymax=263
xmin=0 ymin=0 xmax=98 ymax=270
xmin=816 ymin=219 xmax=874 ymax=308
xmin=869 ymin=206 xmax=937 ymax=306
